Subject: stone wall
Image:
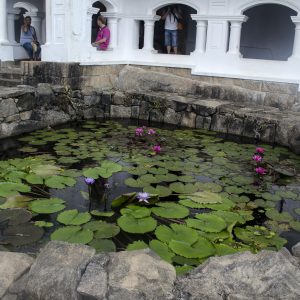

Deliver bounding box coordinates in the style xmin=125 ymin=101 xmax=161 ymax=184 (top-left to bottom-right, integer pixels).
xmin=0 ymin=74 xmax=300 ymax=153
xmin=1 ymin=241 xmax=300 ymax=299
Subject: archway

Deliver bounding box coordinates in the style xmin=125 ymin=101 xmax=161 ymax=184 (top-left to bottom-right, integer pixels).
xmin=240 ymin=4 xmax=297 ymax=60
xmin=152 ymin=3 xmax=197 ymax=54
xmin=91 ymin=1 xmax=107 ymax=43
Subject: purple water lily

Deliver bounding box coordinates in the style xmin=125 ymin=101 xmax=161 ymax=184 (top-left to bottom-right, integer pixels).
xmin=152 ymin=145 xmax=161 ymax=153
xmin=148 ymin=129 xmax=156 ymax=135
xmin=136 ymin=192 xmax=150 ymax=204
xmin=255 ymin=167 xmax=267 ymax=176
xmin=85 ymin=177 xmax=95 ymax=185
xmin=252 ymin=155 xmax=263 ymax=162
xmin=135 ymin=127 xmax=144 ymax=136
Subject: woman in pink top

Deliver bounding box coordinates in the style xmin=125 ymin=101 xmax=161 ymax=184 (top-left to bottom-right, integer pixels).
xmin=92 ymin=16 xmax=110 ymax=50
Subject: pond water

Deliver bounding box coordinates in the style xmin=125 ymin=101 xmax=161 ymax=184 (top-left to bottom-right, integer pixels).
xmin=0 ymin=119 xmax=300 ymax=275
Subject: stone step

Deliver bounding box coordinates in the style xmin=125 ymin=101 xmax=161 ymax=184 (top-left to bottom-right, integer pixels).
xmin=0 ymin=78 xmax=22 ymax=87
xmin=0 ymin=70 xmax=22 ymax=80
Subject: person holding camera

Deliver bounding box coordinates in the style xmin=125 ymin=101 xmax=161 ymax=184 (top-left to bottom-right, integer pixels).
xmin=161 ymin=5 xmax=182 ymax=54
xmin=92 ymin=15 xmax=110 ymax=50
xmin=20 ymin=16 xmax=41 ymax=61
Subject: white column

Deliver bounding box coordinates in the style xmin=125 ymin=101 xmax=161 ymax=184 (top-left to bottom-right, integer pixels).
xmin=7 ymin=10 xmax=20 ymax=45
xmin=107 ymin=17 xmax=118 ymax=49
xmin=193 ymin=19 xmax=207 ymax=54
xmin=0 ymin=0 xmax=9 ymax=44
xmin=291 ymin=17 xmax=300 ymax=59
xmin=143 ymin=16 xmax=160 ymax=51
xmin=86 ymin=7 xmax=99 ymax=45
xmin=228 ymin=16 xmax=248 ymax=56
xmin=45 ymin=0 xmax=52 ymax=44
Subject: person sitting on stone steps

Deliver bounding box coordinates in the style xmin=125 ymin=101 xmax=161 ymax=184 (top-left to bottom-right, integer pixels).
xmin=20 ymin=16 xmax=41 ymax=61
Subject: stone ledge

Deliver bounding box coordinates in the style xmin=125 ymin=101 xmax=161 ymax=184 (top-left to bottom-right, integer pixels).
xmin=2 ymin=241 xmax=300 ymax=300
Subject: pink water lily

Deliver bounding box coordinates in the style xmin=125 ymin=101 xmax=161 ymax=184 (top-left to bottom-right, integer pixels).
xmin=256 ymin=147 xmax=265 ymax=154
xmin=252 ymin=155 xmax=263 ymax=162
xmin=152 ymin=145 xmax=162 ymax=153
xmin=148 ymin=129 xmax=156 ymax=135
xmin=255 ymin=167 xmax=267 ymax=175
xmin=137 ymin=192 xmax=150 ymax=204
xmin=135 ymin=127 xmax=144 ymax=136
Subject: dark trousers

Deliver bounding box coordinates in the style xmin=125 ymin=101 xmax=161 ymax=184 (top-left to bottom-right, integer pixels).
xmin=23 ymin=42 xmax=41 ymax=59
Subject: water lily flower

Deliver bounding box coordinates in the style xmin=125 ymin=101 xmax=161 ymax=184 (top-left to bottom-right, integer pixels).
xmin=252 ymin=155 xmax=263 ymax=162
xmin=152 ymin=145 xmax=161 ymax=153
xmin=148 ymin=129 xmax=156 ymax=135
xmin=85 ymin=177 xmax=95 ymax=185
xmin=256 ymin=147 xmax=265 ymax=154
xmin=136 ymin=192 xmax=150 ymax=204
xmin=135 ymin=127 xmax=144 ymax=136
xmin=255 ymin=167 xmax=267 ymax=175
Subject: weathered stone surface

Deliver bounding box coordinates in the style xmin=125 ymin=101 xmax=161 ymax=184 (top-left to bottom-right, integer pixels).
xmin=108 ymin=249 xmax=176 ymax=300
xmin=174 ymin=248 xmax=300 ymax=300
xmin=164 ymin=108 xmax=182 ymax=125
xmin=195 ymin=115 xmax=211 ymax=130
xmin=0 ymin=252 xmax=34 ymax=298
xmin=20 ymin=241 xmax=95 ymax=300
xmin=110 ymin=105 xmax=131 ymax=118
xmin=292 ymin=242 xmax=300 ymax=258
xmin=192 ymin=99 xmax=230 ymax=117
xmin=288 ymin=124 xmax=300 ymax=154
xmin=180 ymin=112 xmax=196 ymax=128
xmin=77 ymin=254 xmax=109 ymax=300
xmin=111 ymin=91 xmax=127 ymax=105
xmin=0 ymin=98 xmax=18 ymax=118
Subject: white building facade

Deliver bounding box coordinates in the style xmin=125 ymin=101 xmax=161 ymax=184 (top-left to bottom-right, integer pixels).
xmin=0 ymin=0 xmax=300 ymax=88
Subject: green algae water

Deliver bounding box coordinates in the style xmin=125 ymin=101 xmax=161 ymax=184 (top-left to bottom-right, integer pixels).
xmin=0 ymin=119 xmax=300 ymax=275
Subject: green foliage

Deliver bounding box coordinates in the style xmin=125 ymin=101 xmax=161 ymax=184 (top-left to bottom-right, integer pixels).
xmin=51 ymin=226 xmax=93 ymax=244
xmin=152 ymin=202 xmax=190 ymax=219
xmin=57 ymin=209 xmax=91 ymax=225
xmin=126 ymin=240 xmax=148 ymax=251
xmin=29 ymin=198 xmax=66 ymax=214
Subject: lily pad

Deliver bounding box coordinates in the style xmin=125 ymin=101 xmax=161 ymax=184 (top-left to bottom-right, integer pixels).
xmin=152 ymin=202 xmax=190 ymax=219
xmin=91 ymin=210 xmax=115 ymax=217
xmin=169 ymin=183 xmax=197 ymax=194
xmin=126 ymin=240 xmax=148 ymax=251
xmin=120 ymin=205 xmax=151 ymax=218
xmin=169 ymin=236 xmax=215 ymax=259
xmin=0 ymin=208 xmax=32 ymax=225
xmin=0 ymin=195 xmax=32 ymax=209
xmin=149 ymin=239 xmax=174 ymax=263
xmin=51 ymin=226 xmax=93 ymax=244
xmin=89 ymin=239 xmax=116 ymax=252
xmin=186 ymin=214 xmax=227 ymax=233
xmin=111 ymin=193 xmax=136 ymax=208
xmin=35 ymin=221 xmax=54 ymax=228
xmin=45 ymin=176 xmax=76 ymax=189
xmin=29 ymin=198 xmax=66 ymax=214
xmin=83 ymin=221 xmax=120 ymax=238
xmin=143 ymin=186 xmax=172 ymax=197
xmin=57 ymin=209 xmax=91 ymax=225
xmin=117 ymin=215 xmax=157 ymax=234
xmin=290 ymin=221 xmax=300 ymax=232
xmin=0 ymin=182 xmax=31 ymax=197
xmin=265 ymin=209 xmax=294 ymax=222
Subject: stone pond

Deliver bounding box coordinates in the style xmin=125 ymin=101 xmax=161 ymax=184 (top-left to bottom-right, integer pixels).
xmin=0 ymin=65 xmax=300 ymax=299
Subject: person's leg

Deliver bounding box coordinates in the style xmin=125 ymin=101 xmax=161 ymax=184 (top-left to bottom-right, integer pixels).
xmin=22 ymin=43 xmax=33 ymax=59
xmin=164 ymin=30 xmax=171 ymax=54
xmin=172 ymin=30 xmax=178 ymax=54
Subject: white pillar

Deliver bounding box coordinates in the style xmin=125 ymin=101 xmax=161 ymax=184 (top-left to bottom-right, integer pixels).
xmin=0 ymin=0 xmax=9 ymax=44
xmin=45 ymin=0 xmax=52 ymax=44
xmin=228 ymin=16 xmax=248 ymax=56
xmin=7 ymin=10 xmax=20 ymax=45
xmin=86 ymin=7 xmax=99 ymax=45
xmin=143 ymin=16 xmax=160 ymax=51
xmin=291 ymin=17 xmax=300 ymax=59
xmin=191 ymin=17 xmax=208 ymax=54
xmin=102 ymin=13 xmax=120 ymax=50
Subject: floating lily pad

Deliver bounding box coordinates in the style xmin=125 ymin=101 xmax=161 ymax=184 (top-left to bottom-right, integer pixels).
xmin=57 ymin=209 xmax=91 ymax=225
xmin=84 ymin=221 xmax=120 ymax=238
xmin=265 ymin=209 xmax=294 ymax=222
xmin=89 ymin=238 xmax=116 ymax=252
xmin=0 ymin=195 xmax=32 ymax=209
xmin=290 ymin=221 xmax=300 ymax=232
xmin=210 ymin=211 xmax=246 ymax=225
xmin=180 ymin=191 xmax=224 ymax=204
xmin=186 ymin=214 xmax=227 ymax=233
xmin=169 ymin=236 xmax=215 ymax=259
xmin=126 ymin=240 xmax=148 ymax=251
xmin=124 ymin=178 xmax=150 ymax=188
xmin=51 ymin=226 xmax=93 ymax=244
xmin=120 ymin=205 xmax=151 ymax=218
xmin=143 ymin=186 xmax=172 ymax=197
xmin=118 ymin=215 xmax=157 ymax=234
xmin=2 ymin=224 xmax=44 ymax=246
xmin=45 ymin=176 xmax=76 ymax=189
xmin=152 ymin=202 xmax=190 ymax=219
xmin=31 ymin=165 xmax=62 ymax=177
xmin=149 ymin=240 xmax=174 ymax=263
xmin=0 ymin=208 xmax=32 ymax=225
xmin=0 ymin=182 xmax=31 ymax=197
xmin=111 ymin=193 xmax=136 ymax=208
xmin=29 ymin=198 xmax=66 ymax=214
xmin=169 ymin=183 xmax=197 ymax=194
xmin=35 ymin=221 xmax=54 ymax=228
xmin=91 ymin=210 xmax=115 ymax=217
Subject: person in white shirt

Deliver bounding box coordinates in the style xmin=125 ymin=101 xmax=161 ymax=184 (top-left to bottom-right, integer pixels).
xmin=161 ymin=5 xmax=182 ymax=54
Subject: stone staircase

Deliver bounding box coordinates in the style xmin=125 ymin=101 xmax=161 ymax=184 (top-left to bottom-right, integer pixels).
xmin=0 ymin=61 xmax=22 ymax=87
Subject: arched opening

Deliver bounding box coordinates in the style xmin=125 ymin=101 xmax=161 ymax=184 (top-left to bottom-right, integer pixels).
xmin=240 ymin=4 xmax=297 ymax=60
xmin=91 ymin=1 xmax=107 ymax=43
xmin=149 ymin=4 xmax=196 ymax=54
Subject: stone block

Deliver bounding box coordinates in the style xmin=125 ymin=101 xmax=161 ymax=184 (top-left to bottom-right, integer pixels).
xmin=226 ymin=116 xmax=244 ymax=136
xmin=16 ymin=93 xmax=37 ymax=111
xmin=19 ymin=111 xmax=32 ymax=121
xmin=163 ymin=108 xmax=182 ymax=125
xmin=180 ymin=112 xmax=196 ymax=128
xmin=210 ymin=114 xmax=228 ymax=134
xmin=131 ymin=106 xmax=140 ymax=119
xmin=261 ymin=81 xmax=298 ymax=95
xmin=52 ymin=85 xmax=65 ymax=93
xmin=5 ymin=114 xmax=20 ymax=123
xmin=149 ymin=109 xmax=164 ymax=123
xmin=110 ymin=105 xmax=131 ymax=118
xmin=0 ymin=99 xmax=18 ymax=118
xmin=83 ymin=95 xmax=101 ymax=106
xmin=21 ymin=241 xmax=95 ymax=300
xmin=139 ymin=101 xmax=150 ymax=120
xmin=195 ymin=116 xmax=211 ymax=130
xmin=292 ymin=242 xmax=300 ymax=258
xmin=111 ymin=91 xmax=127 ymax=105
xmin=264 ymin=93 xmax=296 ymax=110
xmin=0 ymin=252 xmax=34 ymax=298
xmin=192 ymin=99 xmax=230 ymax=117
xmin=101 ymin=92 xmax=112 ymax=105
xmin=288 ymin=124 xmax=300 ymax=155
xmin=174 ymin=248 xmax=300 ymax=300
